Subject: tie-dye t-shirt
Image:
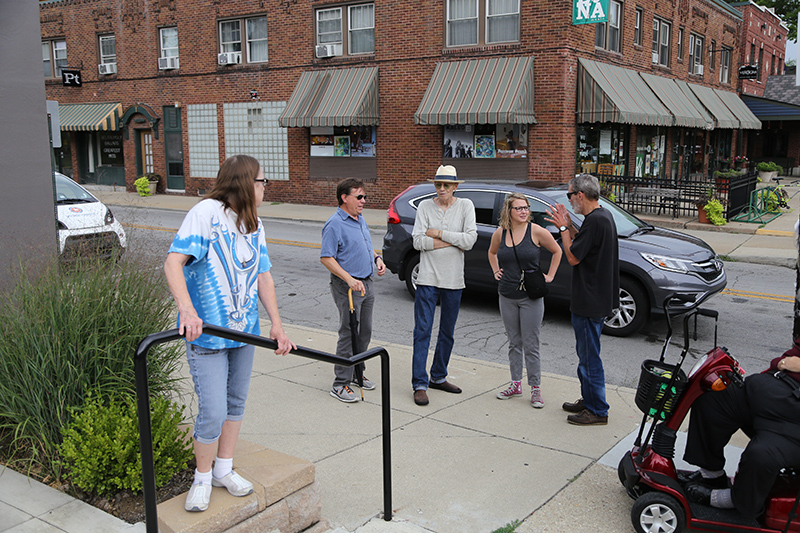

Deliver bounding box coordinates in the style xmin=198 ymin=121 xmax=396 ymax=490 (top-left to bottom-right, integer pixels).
xmin=168 ymin=199 xmax=271 ymax=349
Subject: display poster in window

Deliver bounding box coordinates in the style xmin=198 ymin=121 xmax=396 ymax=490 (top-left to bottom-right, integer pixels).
xmin=349 ymin=126 xmax=376 ymax=157
xmin=474 ymin=135 xmax=496 ymax=158
xmin=310 ymin=126 xmax=334 ymax=157
xmin=99 ymin=133 xmax=123 ymax=166
xmin=334 ymin=136 xmax=351 ymax=157
xmin=496 ymin=124 xmax=528 ymax=158
xmin=599 ymin=130 xmax=612 ymax=155
xmin=443 ymin=125 xmax=474 ymax=158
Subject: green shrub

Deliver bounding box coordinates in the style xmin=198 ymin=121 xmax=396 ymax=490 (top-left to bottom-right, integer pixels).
xmin=59 ymin=392 xmax=192 ymax=495
xmin=135 ymin=176 xmax=153 ymax=197
xmin=703 ymin=198 xmax=726 ymax=226
xmin=0 ymin=258 xmax=183 ymax=475
xmin=757 ymin=161 xmax=784 ymax=175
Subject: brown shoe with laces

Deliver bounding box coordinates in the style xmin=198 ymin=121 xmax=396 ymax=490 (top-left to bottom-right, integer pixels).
xmin=566 ymin=409 xmax=608 ymax=425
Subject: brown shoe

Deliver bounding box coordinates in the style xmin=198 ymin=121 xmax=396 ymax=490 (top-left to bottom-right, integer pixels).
xmin=414 ymin=390 xmax=429 ymax=406
xmin=429 ymin=381 xmax=462 ymax=394
xmin=562 ymin=398 xmax=585 ymax=413
xmin=567 ymin=409 xmax=608 ymax=426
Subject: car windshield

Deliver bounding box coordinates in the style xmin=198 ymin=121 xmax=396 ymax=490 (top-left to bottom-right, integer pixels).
xmin=55 ymin=175 xmax=96 ymax=204
xmin=548 ymin=191 xmax=645 ymax=236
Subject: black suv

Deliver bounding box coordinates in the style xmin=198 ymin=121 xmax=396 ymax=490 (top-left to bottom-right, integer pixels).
xmin=382 ymin=181 xmax=726 ymax=337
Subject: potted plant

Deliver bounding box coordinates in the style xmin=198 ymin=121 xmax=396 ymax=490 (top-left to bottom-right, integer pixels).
xmin=756 ymin=161 xmax=783 ymax=182
xmin=694 ymin=187 xmax=716 ymax=224
xmin=703 ymin=198 xmax=726 ymax=226
xmin=716 ymin=158 xmax=731 ymax=170
xmin=733 ymin=155 xmax=749 ymax=170
xmin=135 ymin=173 xmax=160 ymax=197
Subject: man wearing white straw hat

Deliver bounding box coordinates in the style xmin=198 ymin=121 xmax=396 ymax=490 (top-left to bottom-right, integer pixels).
xmin=410 ymin=165 xmax=477 ymax=406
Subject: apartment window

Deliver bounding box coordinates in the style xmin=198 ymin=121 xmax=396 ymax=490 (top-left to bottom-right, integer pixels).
xmin=316 ymin=4 xmax=374 ymax=55
xmin=710 ymin=40 xmax=715 ymax=70
xmin=651 ymin=18 xmax=670 ymax=67
xmin=634 ymin=8 xmax=642 ymax=46
xmin=677 ymin=27 xmax=683 ymax=59
xmin=750 ymin=43 xmax=755 ymax=64
xmin=688 ymin=34 xmax=703 ymax=75
xmin=719 ymin=47 xmax=731 ymax=83
xmin=758 ymin=47 xmax=763 ymax=81
xmin=99 ymin=35 xmax=116 ymax=64
xmin=595 ymin=0 xmax=621 ymax=52
xmin=160 ymin=27 xmax=178 ymax=58
xmin=42 ymin=39 xmax=67 ymax=78
xmin=219 ymin=16 xmax=268 ymax=63
xmin=446 ymin=0 xmax=519 ymax=47
xmin=772 ymin=52 xmax=776 ymax=75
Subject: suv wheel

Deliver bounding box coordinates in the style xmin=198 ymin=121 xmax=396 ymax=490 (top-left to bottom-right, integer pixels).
xmin=404 ymin=254 xmax=420 ymax=298
xmin=603 ymin=277 xmax=649 ymax=337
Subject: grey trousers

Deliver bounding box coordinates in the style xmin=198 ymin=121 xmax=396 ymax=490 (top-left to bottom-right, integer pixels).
xmin=498 ymin=294 xmax=544 ymax=386
xmin=330 ymin=274 xmax=374 ymax=387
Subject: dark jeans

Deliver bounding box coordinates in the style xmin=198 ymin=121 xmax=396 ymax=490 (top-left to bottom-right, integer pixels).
xmin=571 ymin=313 xmax=609 ymax=417
xmin=412 ymin=284 xmax=462 ymax=391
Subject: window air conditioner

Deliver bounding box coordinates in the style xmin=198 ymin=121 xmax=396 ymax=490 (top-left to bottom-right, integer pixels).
xmin=695 ymin=64 xmax=704 ymax=75
xmin=315 ymin=43 xmax=343 ymax=58
xmin=158 ymin=56 xmax=180 ymax=70
xmin=98 ymin=62 xmax=117 ymax=75
xmin=218 ymin=52 xmax=242 ymax=65
xmin=651 ymin=52 xmax=659 ymax=63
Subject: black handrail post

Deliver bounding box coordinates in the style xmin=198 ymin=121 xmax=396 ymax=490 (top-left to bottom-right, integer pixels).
xmin=135 ymin=342 xmax=158 ymax=533
xmin=381 ymin=349 xmax=392 ymax=521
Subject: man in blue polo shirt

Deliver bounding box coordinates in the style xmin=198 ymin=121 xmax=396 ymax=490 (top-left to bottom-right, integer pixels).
xmin=321 ymin=178 xmax=386 ymax=402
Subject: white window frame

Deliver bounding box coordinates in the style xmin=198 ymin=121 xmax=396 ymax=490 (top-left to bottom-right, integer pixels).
xmin=446 ymin=0 xmax=519 ymax=47
xmin=219 ymin=16 xmax=268 ymax=63
xmin=634 ymin=8 xmax=642 ymax=46
xmin=43 ymin=39 xmax=68 ymax=78
xmin=677 ymin=27 xmax=684 ymax=59
xmin=447 ymin=0 xmax=478 ymax=46
xmin=317 ymin=7 xmax=343 ymax=45
xmin=348 ymin=4 xmax=375 ymax=55
xmin=159 ymin=27 xmax=179 ymax=58
xmin=651 ymin=18 xmax=670 ymax=67
xmin=99 ymin=34 xmax=116 ymax=64
xmin=719 ymin=47 xmax=731 ymax=83
xmin=596 ymin=0 xmax=622 ymax=52
xmin=486 ymin=0 xmax=520 ymax=45
xmin=689 ymin=33 xmax=703 ymax=75
xmin=316 ymin=4 xmax=374 ymax=55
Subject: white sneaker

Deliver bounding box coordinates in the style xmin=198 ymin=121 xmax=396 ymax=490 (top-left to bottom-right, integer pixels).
xmin=212 ymin=471 xmax=254 ymax=497
xmin=184 ymin=481 xmax=211 ymax=511
xmin=330 ymin=385 xmax=359 ymax=403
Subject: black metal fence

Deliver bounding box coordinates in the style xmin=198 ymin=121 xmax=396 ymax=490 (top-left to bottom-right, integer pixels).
xmin=595 ymin=171 xmax=758 ymax=220
xmin=134 ymin=325 xmax=393 ymax=533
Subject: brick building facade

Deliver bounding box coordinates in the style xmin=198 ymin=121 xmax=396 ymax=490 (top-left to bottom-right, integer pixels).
xmin=40 ymin=0 xmax=766 ymax=209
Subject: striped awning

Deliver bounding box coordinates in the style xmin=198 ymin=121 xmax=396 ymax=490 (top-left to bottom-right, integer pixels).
xmin=685 ymin=84 xmax=740 ymax=129
xmin=414 ymin=57 xmax=536 ymax=125
xmin=59 ymin=102 xmax=122 ymax=132
xmin=576 ymin=58 xmax=672 ymax=126
xmin=714 ymin=90 xmax=761 ymax=130
xmin=279 ymin=67 xmax=379 ymax=128
xmin=640 ymin=73 xmax=713 ymax=129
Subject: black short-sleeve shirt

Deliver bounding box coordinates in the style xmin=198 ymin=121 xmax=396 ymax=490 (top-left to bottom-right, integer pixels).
xmin=569 ymin=206 xmax=620 ymax=318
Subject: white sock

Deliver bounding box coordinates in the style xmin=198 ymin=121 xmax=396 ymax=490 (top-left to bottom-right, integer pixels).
xmin=194 ymin=468 xmax=212 ymax=485
xmin=700 ymin=468 xmax=725 ymax=479
xmin=711 ymin=488 xmax=735 ymax=509
xmin=213 ymin=457 xmax=233 ymax=479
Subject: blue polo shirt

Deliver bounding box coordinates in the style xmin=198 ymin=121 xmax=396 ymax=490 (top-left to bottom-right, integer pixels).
xmin=321 ymin=207 xmax=374 ymax=279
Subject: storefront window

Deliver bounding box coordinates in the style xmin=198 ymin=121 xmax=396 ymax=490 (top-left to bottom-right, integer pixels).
xmin=635 ymin=127 xmax=667 ymax=179
xmin=310 ymin=126 xmax=376 ymax=157
xmin=98 ymin=132 xmax=123 ymax=166
xmin=712 ymin=130 xmax=731 ymax=171
xmin=576 ymin=124 xmax=627 ymax=175
xmin=443 ymin=124 xmax=528 ymax=159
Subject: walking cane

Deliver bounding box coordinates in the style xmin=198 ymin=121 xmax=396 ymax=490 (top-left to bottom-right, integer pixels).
xmin=348 ymin=288 xmax=366 ymax=401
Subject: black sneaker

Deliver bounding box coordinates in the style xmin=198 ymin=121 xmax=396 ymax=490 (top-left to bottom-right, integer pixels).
xmin=677 ymin=470 xmax=729 ymax=489
xmin=562 ymin=398 xmax=585 ymax=413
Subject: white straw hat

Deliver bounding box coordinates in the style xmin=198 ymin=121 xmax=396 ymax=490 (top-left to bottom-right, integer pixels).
xmin=430 ymin=165 xmax=463 ymax=183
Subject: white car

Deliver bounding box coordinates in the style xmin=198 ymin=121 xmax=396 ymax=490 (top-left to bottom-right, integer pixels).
xmin=55 ymin=172 xmax=126 ymax=260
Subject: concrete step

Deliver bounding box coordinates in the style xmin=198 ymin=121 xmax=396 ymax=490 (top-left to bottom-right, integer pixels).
xmin=156 ymin=440 xmax=321 ymax=533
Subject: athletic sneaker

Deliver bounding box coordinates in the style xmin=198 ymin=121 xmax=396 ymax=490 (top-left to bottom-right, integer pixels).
xmin=330 ymin=385 xmax=359 ymax=403
xmin=184 ymin=481 xmax=211 ymax=512
xmin=530 ymin=386 xmax=544 ymax=408
xmin=496 ymin=381 xmax=522 ymax=399
xmin=212 ymin=471 xmax=253 ymax=497
xmin=350 ymin=376 xmax=376 ymax=390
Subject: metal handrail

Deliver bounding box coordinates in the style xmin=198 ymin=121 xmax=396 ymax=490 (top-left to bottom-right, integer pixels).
xmin=134 ymin=323 xmax=392 ymax=532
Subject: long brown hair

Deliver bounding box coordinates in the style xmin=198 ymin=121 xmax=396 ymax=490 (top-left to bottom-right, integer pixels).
xmin=205 ymin=155 xmax=260 ymax=234
xmin=498 ymin=192 xmax=531 ymax=230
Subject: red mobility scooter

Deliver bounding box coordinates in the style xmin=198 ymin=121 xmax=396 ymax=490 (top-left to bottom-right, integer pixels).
xmin=618 ymin=295 xmax=800 ymax=533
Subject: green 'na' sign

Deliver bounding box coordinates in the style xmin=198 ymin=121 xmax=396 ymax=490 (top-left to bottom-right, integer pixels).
xmin=573 ymin=0 xmax=610 ymax=24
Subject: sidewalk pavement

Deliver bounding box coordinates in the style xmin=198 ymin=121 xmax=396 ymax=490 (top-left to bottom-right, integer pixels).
xmin=2 ymin=181 xmax=793 ymax=533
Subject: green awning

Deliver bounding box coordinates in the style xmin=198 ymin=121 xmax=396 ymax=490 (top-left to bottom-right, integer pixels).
xmin=714 ymin=89 xmax=761 ymax=130
xmin=640 ymin=73 xmax=713 ymax=129
xmin=59 ymin=102 xmax=122 ymax=132
xmin=414 ymin=57 xmax=536 ymax=125
xmin=279 ymin=67 xmax=379 ymax=128
xmin=685 ymin=84 xmax=740 ymax=129
xmin=673 ymin=81 xmax=717 ymax=130
xmin=577 ymin=58 xmax=672 ymax=126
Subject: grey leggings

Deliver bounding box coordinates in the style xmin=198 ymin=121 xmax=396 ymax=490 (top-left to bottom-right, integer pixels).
xmin=498 ymin=294 xmax=544 ymax=386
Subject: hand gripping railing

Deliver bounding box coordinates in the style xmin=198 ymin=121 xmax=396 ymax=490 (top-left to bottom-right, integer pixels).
xmin=134 ymin=323 xmax=392 ymax=532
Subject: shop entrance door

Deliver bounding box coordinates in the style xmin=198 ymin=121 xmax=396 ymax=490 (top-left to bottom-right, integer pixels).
xmin=162 ymin=106 xmax=184 ymax=190
xmin=135 ymin=129 xmax=154 ymax=177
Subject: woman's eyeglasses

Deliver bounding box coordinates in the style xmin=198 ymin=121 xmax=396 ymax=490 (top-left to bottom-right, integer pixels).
xmin=254 ymin=178 xmax=268 ymax=184
xmin=511 ymin=206 xmax=530 ymax=212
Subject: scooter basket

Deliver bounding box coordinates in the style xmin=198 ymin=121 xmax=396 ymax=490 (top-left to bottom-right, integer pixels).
xmin=635 ymin=360 xmax=688 ymax=420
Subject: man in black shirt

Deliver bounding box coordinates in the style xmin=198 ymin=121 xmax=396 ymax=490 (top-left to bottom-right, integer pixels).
xmin=546 ymin=174 xmax=619 ymax=425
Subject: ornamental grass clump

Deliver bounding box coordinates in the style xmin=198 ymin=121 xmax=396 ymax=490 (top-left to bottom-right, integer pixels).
xmin=0 ymin=257 xmax=183 ymax=477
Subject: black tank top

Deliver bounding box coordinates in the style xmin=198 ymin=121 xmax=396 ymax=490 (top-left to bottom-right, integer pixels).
xmin=497 ymin=224 xmax=541 ymax=299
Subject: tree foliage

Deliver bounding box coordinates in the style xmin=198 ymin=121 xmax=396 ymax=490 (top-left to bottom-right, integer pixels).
xmin=751 ymin=0 xmax=799 ymax=41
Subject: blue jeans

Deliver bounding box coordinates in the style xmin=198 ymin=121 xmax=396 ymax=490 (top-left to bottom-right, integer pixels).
xmin=186 ymin=342 xmax=255 ymax=444
xmin=571 ymin=314 xmax=609 ymax=417
xmin=412 ymin=285 xmax=462 ymax=390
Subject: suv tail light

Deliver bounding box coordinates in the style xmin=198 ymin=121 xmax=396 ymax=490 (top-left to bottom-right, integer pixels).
xmin=387 ymin=186 xmax=413 ymax=224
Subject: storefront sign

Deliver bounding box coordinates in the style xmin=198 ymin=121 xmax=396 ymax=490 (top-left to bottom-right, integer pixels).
xmin=61 ymin=69 xmax=82 ymax=87
xmin=99 ymin=133 xmax=122 ymax=166
xmin=738 ymin=64 xmax=759 ymax=80
xmin=573 ymin=0 xmax=609 ymax=25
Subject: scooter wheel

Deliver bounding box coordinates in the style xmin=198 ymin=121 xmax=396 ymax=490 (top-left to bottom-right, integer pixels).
xmin=631 ymin=492 xmax=686 ymax=533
